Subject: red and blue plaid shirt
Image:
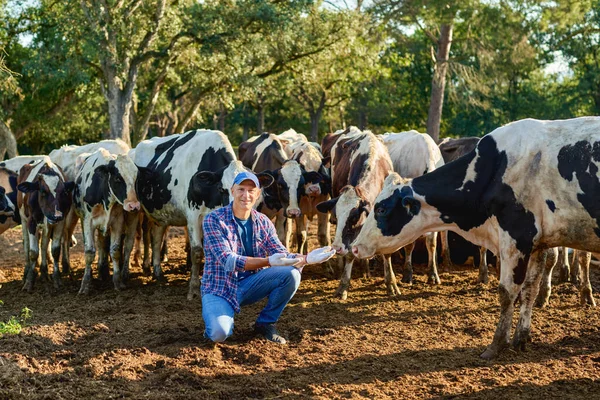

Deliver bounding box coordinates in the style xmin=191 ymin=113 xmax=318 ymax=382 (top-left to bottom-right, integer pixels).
xmin=201 ymin=203 xmax=298 ymax=312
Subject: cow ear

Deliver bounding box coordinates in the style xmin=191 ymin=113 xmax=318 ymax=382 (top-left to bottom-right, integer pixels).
xmin=136 ymin=166 xmax=155 ymax=179
xmin=304 ymin=171 xmax=323 ymax=184
xmin=95 ymin=165 xmax=110 ymax=175
xmin=316 ymin=197 xmax=339 ymax=213
xmin=263 ymin=193 xmax=282 ymax=210
xmin=194 ymin=171 xmax=219 ymax=185
xmin=256 ymin=172 xmax=274 ymax=189
xmin=401 ymin=196 xmax=421 ymax=216
xmin=64 ymin=181 xmax=75 ymax=193
xmin=18 ymin=181 xmax=40 ymax=193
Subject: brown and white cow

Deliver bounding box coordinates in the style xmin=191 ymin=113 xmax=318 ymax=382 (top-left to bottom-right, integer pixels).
xmin=73 ymin=148 xmax=140 ymax=294
xmin=17 ymin=157 xmax=74 ymax=291
xmin=316 ymin=128 xmax=398 ymax=299
xmin=351 ymin=117 xmax=600 ymax=359
xmin=381 ymin=130 xmax=444 ymax=285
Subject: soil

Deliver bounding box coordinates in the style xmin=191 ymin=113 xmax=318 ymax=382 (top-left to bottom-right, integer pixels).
xmin=0 ymin=223 xmax=599 ymax=399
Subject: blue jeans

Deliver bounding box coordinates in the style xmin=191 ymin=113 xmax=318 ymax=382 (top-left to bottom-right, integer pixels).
xmin=202 ymin=266 xmax=301 ymax=342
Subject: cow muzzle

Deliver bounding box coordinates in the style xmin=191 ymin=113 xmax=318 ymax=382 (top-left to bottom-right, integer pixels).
xmin=352 ymin=244 xmax=372 ymax=259
xmin=124 ymin=201 xmax=141 ymax=212
xmin=306 ymin=184 xmax=321 ymax=196
xmin=333 ymin=244 xmax=348 ymax=256
xmin=286 ymin=208 xmax=301 ymax=218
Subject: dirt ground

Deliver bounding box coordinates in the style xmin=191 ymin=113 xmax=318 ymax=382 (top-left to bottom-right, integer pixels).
xmin=0 ymin=222 xmax=599 ymax=400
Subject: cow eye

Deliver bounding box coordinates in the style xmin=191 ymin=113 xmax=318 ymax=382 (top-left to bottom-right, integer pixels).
xmin=375 ymin=207 xmax=386 ymax=216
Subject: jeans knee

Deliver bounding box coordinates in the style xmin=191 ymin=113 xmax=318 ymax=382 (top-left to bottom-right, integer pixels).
xmin=287 ymin=267 xmax=301 ymax=288
xmin=206 ymin=327 xmax=230 ymax=343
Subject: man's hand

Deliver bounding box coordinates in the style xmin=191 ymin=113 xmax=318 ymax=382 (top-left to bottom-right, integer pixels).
xmin=306 ymin=246 xmax=337 ymax=265
xmin=268 ymin=252 xmax=301 ymax=267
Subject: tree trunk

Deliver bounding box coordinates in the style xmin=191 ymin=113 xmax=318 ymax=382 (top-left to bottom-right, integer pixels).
xmin=426 ymin=23 xmax=453 ymax=143
xmin=257 ymin=103 xmax=265 ymax=134
xmin=106 ymin=81 xmax=133 ymax=146
xmin=218 ymin=104 xmax=226 ymax=132
xmin=242 ymin=102 xmax=250 ymax=141
xmin=0 ymin=121 xmax=18 ymax=160
xmin=309 ymin=108 xmax=323 ymax=142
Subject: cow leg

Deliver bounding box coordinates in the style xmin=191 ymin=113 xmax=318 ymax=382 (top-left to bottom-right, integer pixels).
xmin=50 ymin=222 xmax=65 ymax=290
xmin=79 ymin=220 xmax=96 ymax=295
xmin=142 ymin=216 xmax=151 ymax=275
xmin=109 ymin=215 xmax=126 ymax=291
xmin=151 ymin=223 xmax=168 ymax=281
xmin=120 ymin=211 xmax=139 ymax=283
xmin=96 ymin=231 xmax=111 ymax=282
xmin=187 ymin=217 xmax=204 ymax=301
xmin=425 ymin=232 xmax=440 ymax=284
xmin=39 ymin=224 xmax=51 ymax=282
xmin=440 ymin=231 xmax=453 ymax=272
xmin=161 ymin=228 xmax=169 ymax=263
xmin=478 ymin=247 xmax=489 ymax=284
xmin=383 ymin=254 xmax=400 ymax=296
xmin=61 ymin=207 xmax=78 ymax=279
xmin=401 ymin=241 xmax=416 ymax=284
xmin=512 ymin=250 xmax=547 ymax=352
xmin=570 ymin=249 xmax=581 ymax=286
xmin=131 ymin=213 xmax=143 ymax=272
xmin=21 ymin=223 xmax=31 ymax=283
xmin=317 ymin=211 xmax=330 ymax=247
xmin=296 ymin=215 xmax=308 ymax=254
xmin=335 ymin=255 xmax=354 ymax=300
xmin=23 ymin=226 xmax=40 ymax=293
xmin=557 ymin=247 xmax=571 ymax=283
xmin=577 ymin=251 xmax=596 ymax=307
xmin=535 ymin=247 xmax=558 ymax=308
xmin=480 ymin=252 xmax=522 ymax=360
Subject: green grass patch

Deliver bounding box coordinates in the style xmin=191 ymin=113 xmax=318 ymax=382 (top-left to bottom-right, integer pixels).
xmin=0 ymin=304 xmax=32 ymax=336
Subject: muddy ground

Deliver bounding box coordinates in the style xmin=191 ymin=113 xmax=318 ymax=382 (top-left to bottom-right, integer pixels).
xmin=0 ymin=223 xmax=599 ymax=399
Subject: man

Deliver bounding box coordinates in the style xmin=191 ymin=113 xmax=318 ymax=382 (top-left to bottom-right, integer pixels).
xmin=202 ymin=171 xmax=336 ymax=344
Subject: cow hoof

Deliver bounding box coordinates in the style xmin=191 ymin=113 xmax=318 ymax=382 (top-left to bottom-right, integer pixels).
xmin=78 ymin=287 xmax=90 ymax=296
xmin=512 ymin=330 xmax=530 ymax=352
xmin=401 ymin=275 xmax=412 ymax=284
xmin=580 ymin=291 xmax=596 ymax=307
xmin=427 ymin=275 xmax=441 ymax=285
xmin=558 ymin=266 xmax=570 ymax=283
xmin=22 ymin=281 xmax=34 ymax=293
xmin=153 ymin=274 xmax=167 ymax=283
xmin=535 ymin=298 xmax=550 ymax=308
xmin=334 ymin=288 xmax=348 ymax=300
xmin=387 ymin=285 xmax=401 ymax=296
xmin=52 ymin=276 xmax=62 ymax=290
xmin=142 ymin=265 xmax=151 ymax=276
xmin=480 ymin=346 xmax=499 ymax=360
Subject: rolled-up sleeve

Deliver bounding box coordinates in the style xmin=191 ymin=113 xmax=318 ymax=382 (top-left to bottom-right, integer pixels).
xmin=203 ymin=213 xmax=247 ymax=272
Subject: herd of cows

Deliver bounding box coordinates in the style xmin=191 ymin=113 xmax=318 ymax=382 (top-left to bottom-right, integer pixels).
xmin=0 ymin=116 xmax=599 ymax=359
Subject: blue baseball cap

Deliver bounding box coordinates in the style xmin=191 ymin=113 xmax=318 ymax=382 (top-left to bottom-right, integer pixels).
xmin=233 ymin=171 xmax=260 ymax=188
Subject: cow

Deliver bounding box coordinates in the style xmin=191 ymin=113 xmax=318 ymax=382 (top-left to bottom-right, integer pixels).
xmin=381 ymin=130 xmax=443 ymax=285
xmin=73 ymin=148 xmax=140 ymax=294
xmin=268 ymin=141 xmax=331 ymax=254
xmin=438 ymin=136 xmax=497 ymax=282
xmin=351 ymin=117 xmax=600 ymax=359
xmin=49 ymin=139 xmax=132 ymax=279
xmin=133 ymin=129 xmax=250 ymax=300
xmin=17 ymin=157 xmax=74 ymax=291
xmin=239 ymin=133 xmax=292 ymax=247
xmin=0 ymin=167 xmax=19 ymax=235
xmin=316 ymin=128 xmax=399 ymax=299
xmin=0 ymin=156 xmax=49 ymax=173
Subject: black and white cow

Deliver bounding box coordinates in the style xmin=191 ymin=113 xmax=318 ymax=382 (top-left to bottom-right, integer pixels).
xmin=134 ymin=129 xmax=249 ymax=300
xmin=317 ymin=128 xmax=398 ymax=299
xmin=17 ymin=158 xmax=74 ymax=291
xmin=381 ymin=130 xmax=444 ymax=285
xmin=239 ymin=133 xmax=292 ymax=247
xmin=73 ymin=149 xmax=140 ymax=294
xmin=0 ymin=167 xmax=19 ymax=235
xmin=351 ymin=117 xmax=600 ymax=359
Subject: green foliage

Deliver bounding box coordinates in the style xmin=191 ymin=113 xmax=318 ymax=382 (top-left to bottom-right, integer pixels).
xmin=0 ymin=306 xmax=32 ymax=336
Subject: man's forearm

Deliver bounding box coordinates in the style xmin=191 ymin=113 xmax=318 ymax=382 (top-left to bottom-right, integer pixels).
xmin=243 ymin=255 xmax=307 ymax=271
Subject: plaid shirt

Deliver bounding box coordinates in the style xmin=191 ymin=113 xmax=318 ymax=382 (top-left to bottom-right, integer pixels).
xmin=201 ymin=203 xmax=298 ymax=312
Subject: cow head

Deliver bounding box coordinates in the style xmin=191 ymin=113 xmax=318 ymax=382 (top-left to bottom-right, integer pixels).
xmin=317 ymin=185 xmax=371 ymax=255
xmin=351 ymin=173 xmax=425 ymax=259
xmin=86 ymin=154 xmax=140 ymax=212
xmin=0 ymin=186 xmax=12 ymax=216
xmin=18 ymin=164 xmax=74 ymax=224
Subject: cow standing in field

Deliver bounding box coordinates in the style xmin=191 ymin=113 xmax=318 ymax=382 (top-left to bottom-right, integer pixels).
xmin=381 ymin=130 xmax=443 ymax=285
xmin=17 ymin=158 xmax=74 ymax=291
xmin=351 ymin=117 xmax=600 ymax=359
xmin=73 ymin=149 xmax=141 ymax=294
xmin=316 ymin=128 xmax=400 ymax=299
xmin=133 ymin=129 xmax=248 ymax=300
xmin=50 ymin=139 xmax=132 ymax=280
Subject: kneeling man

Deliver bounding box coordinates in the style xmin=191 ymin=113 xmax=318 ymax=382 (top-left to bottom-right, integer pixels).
xmin=202 ymin=171 xmax=335 ymax=344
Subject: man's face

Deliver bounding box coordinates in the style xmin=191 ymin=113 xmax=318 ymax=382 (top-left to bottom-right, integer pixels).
xmin=232 ymin=180 xmax=260 ymax=211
